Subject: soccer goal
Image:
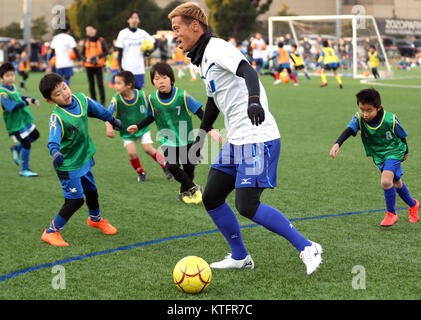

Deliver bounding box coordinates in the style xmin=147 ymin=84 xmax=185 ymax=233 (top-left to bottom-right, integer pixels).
xmin=268 ymin=15 xmax=392 ymax=79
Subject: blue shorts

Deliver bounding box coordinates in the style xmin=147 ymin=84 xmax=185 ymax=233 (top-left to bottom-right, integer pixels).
xmin=60 ymin=169 xmax=97 ymax=199
xmin=134 ymin=74 xmax=145 ymax=89
xmin=376 ymin=158 xmax=403 ymax=182
xmin=211 ymin=138 xmax=280 ymax=189
xmin=280 ymin=63 xmax=291 ymax=69
xmin=56 ymin=67 xmax=74 ymax=78
xmin=324 ymin=62 xmax=339 ymax=71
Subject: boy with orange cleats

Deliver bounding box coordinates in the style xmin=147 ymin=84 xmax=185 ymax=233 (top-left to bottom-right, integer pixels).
xmin=330 ymin=88 xmax=419 ymax=227
xmin=39 ymin=73 xmax=121 ymax=246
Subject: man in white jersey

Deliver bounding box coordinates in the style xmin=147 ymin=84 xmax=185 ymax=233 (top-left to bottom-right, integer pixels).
xmin=50 ymin=23 xmax=79 ymax=86
xmin=251 ymin=32 xmax=266 ymax=76
xmin=169 ymin=2 xmax=323 ymax=275
xmin=115 ymin=10 xmax=155 ymax=89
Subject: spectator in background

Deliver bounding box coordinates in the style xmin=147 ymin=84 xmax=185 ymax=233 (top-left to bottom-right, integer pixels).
xmin=157 ymin=34 xmax=168 ymax=62
xmin=50 ymin=23 xmax=80 ymax=86
xmin=228 ymin=37 xmax=236 ymax=46
xmin=302 ymin=36 xmax=312 ymax=60
xmin=0 ymin=42 xmax=5 ymax=64
xmin=7 ymin=39 xmax=21 ymax=63
xmin=363 ymin=37 xmax=372 ymax=56
xmin=82 ymin=25 xmax=108 ymax=105
xmin=284 ymin=33 xmax=292 ymax=45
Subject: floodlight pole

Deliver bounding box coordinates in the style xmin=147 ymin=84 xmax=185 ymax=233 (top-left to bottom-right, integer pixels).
xmin=23 ymin=0 xmax=32 ymax=45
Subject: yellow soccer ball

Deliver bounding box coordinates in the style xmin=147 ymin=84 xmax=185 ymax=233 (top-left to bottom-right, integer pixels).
xmin=173 ymin=256 xmax=212 ymax=294
xmin=141 ymin=39 xmax=154 ymax=52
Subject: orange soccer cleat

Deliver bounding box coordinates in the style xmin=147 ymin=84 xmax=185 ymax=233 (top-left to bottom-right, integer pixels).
xmin=408 ymin=199 xmax=419 ymax=223
xmin=87 ymin=217 xmax=117 ymax=235
xmin=41 ymin=229 xmax=69 ymax=247
xmin=380 ymin=212 xmax=398 ymax=227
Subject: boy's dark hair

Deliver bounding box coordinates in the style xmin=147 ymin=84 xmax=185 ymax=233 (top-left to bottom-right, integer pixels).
xmin=150 ymin=62 xmax=175 ymax=86
xmin=277 ymin=41 xmax=284 ymax=48
xmin=127 ymin=10 xmax=141 ymax=20
xmin=291 ymin=43 xmax=297 ymax=49
xmin=322 ymin=40 xmax=329 ymax=47
xmin=39 ymin=73 xmax=65 ymax=99
xmin=370 ymin=44 xmax=376 ymax=50
xmin=356 ymin=88 xmax=382 ymax=108
xmin=0 ymin=62 xmax=15 ymax=78
xmin=116 ymin=70 xmax=136 ymax=88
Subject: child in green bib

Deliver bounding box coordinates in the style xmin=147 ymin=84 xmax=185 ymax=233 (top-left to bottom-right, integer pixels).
xmin=330 ymin=88 xmax=419 ymax=227
xmin=105 ymin=70 xmax=172 ymax=182
xmin=0 ymin=62 xmax=40 ymax=177
xmin=127 ymin=62 xmax=221 ymax=204
xmin=38 ymin=72 xmax=122 ymax=247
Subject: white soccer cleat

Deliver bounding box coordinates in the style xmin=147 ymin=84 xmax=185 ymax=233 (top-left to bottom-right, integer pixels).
xmin=210 ymin=253 xmax=254 ymax=270
xmin=300 ymin=241 xmax=323 ymax=275
xmin=273 ymin=79 xmax=282 ymax=85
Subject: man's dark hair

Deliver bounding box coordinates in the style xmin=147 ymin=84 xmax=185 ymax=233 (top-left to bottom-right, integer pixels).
xmin=39 ymin=73 xmax=65 ymax=99
xmin=127 ymin=10 xmax=141 ymax=20
xmin=356 ymin=88 xmax=382 ymax=108
xmin=370 ymin=44 xmax=376 ymax=50
xmin=277 ymin=41 xmax=284 ymax=48
xmin=322 ymin=40 xmax=329 ymax=47
xmin=116 ymin=70 xmax=136 ymax=88
xmin=0 ymin=62 xmax=15 ymax=78
xmin=291 ymin=43 xmax=297 ymax=49
xmin=150 ymin=62 xmax=175 ymax=86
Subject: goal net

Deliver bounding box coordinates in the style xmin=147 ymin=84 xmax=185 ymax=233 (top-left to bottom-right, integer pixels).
xmin=268 ymin=15 xmax=392 ymax=79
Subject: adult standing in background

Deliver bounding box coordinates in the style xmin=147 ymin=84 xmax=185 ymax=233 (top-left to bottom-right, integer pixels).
xmin=250 ymin=33 xmax=266 ymax=76
xmin=82 ymin=25 xmax=108 ymax=105
xmin=115 ymin=10 xmax=155 ymax=89
xmin=157 ymin=34 xmax=169 ymax=62
xmin=50 ymin=23 xmax=80 ymax=86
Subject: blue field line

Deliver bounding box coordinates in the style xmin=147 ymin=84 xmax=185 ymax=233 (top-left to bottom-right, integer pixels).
xmin=0 ymin=207 xmax=406 ymax=283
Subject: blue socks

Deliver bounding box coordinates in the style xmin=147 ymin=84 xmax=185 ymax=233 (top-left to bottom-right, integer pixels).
xmin=47 ymin=214 xmax=68 ymax=233
xmin=89 ymin=208 xmax=102 ymax=222
xmin=207 ymin=202 xmax=249 ymax=260
xmin=396 ymin=183 xmax=416 ymax=207
xmin=21 ymin=147 xmax=30 ymax=171
xmin=384 ymin=186 xmax=396 ymax=214
xmin=384 ymin=183 xmax=416 ymax=214
xmin=252 ymin=204 xmax=311 ymax=252
xmin=208 ymin=202 xmax=313 ymax=258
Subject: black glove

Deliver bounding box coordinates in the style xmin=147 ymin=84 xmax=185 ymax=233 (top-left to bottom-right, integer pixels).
xmin=247 ymin=102 xmax=265 ymax=126
xmin=144 ymin=50 xmax=153 ymax=57
xmin=52 ymin=151 xmax=64 ymax=169
xmin=110 ymin=118 xmax=122 ymax=131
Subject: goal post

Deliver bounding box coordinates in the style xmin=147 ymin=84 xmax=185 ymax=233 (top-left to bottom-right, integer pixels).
xmin=268 ymin=15 xmax=392 ymax=79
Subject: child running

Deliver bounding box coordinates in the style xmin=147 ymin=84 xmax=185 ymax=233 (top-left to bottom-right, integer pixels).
xmin=39 ymin=73 xmax=122 ymax=246
xmin=105 ymin=70 xmax=172 ymax=182
xmin=127 ymin=62 xmax=221 ymax=204
xmin=330 ymin=88 xmax=419 ymax=226
xmin=0 ymin=62 xmax=40 ymax=177
xmin=317 ymin=40 xmax=343 ymax=89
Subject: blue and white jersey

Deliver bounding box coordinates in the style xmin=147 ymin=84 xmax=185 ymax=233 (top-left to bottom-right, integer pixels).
xmin=115 ymin=27 xmax=155 ymax=75
xmin=199 ymin=37 xmax=280 ymax=145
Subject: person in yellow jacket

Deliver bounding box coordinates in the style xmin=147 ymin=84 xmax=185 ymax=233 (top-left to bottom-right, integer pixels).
xmin=317 ymin=40 xmax=343 ymax=89
xmin=18 ymin=44 xmax=31 ymax=90
xmin=368 ymin=45 xmax=382 ymax=81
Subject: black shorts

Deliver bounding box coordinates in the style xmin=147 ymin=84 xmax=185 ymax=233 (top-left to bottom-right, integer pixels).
xmin=294 ymin=65 xmax=305 ymax=70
